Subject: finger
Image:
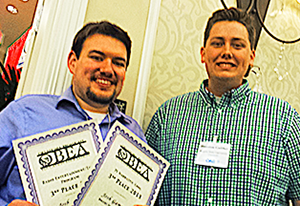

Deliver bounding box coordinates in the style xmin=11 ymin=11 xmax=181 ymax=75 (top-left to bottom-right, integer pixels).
xmin=8 ymin=199 xmax=38 ymax=206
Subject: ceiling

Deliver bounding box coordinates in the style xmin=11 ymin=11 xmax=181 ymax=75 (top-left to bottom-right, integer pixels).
xmin=0 ymin=0 xmax=38 ymax=63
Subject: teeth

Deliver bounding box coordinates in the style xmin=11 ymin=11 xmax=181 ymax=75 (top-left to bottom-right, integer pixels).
xmin=96 ymin=79 xmax=110 ymax=85
xmin=219 ymin=63 xmax=233 ymax=68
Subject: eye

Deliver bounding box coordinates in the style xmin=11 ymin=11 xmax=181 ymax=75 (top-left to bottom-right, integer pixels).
xmin=90 ymin=55 xmax=104 ymax=61
xmin=112 ymin=60 xmax=126 ymax=68
xmin=232 ymin=42 xmax=245 ymax=49
xmin=211 ymin=41 xmax=223 ymax=47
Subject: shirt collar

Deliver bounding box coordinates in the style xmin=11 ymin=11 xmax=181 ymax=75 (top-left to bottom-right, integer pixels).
xmin=56 ymin=86 xmax=83 ymax=112
xmin=56 ymin=86 xmax=132 ymax=124
xmin=106 ymin=102 xmax=132 ymax=124
xmin=200 ymin=79 xmax=251 ymax=107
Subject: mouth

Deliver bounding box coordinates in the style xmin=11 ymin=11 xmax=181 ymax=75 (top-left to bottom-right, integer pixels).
xmin=91 ymin=77 xmax=116 ymax=87
xmin=96 ymin=79 xmax=111 ymax=86
xmin=216 ymin=62 xmax=236 ymax=69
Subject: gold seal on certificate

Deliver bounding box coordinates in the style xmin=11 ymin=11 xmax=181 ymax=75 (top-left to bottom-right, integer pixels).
xmin=74 ymin=121 xmax=170 ymax=206
xmin=12 ymin=120 xmax=102 ymax=206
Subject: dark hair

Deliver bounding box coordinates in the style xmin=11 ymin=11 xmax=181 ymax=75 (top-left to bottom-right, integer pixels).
xmin=203 ymin=7 xmax=256 ymax=50
xmin=71 ymin=21 xmax=132 ymax=67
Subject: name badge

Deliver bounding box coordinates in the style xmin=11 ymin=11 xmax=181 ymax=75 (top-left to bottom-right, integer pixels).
xmin=195 ymin=142 xmax=231 ymax=168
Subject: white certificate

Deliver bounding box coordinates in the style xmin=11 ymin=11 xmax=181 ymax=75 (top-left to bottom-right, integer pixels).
xmin=12 ymin=120 xmax=102 ymax=206
xmin=74 ymin=121 xmax=170 ymax=206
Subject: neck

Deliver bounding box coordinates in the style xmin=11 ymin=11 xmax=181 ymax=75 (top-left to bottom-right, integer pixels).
xmin=81 ymin=102 xmax=110 ymax=114
xmin=207 ymin=78 xmax=243 ymax=97
xmin=76 ymin=96 xmax=110 ymax=114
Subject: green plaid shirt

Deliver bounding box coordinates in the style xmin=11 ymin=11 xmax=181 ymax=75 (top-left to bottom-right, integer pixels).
xmin=145 ymin=79 xmax=300 ymax=206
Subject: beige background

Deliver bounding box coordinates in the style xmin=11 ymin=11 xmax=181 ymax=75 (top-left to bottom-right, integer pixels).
xmin=142 ymin=0 xmax=300 ymax=131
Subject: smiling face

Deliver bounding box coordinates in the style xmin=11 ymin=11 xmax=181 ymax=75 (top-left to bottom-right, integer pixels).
xmin=200 ymin=21 xmax=255 ymax=95
xmin=68 ymin=34 xmax=127 ymax=113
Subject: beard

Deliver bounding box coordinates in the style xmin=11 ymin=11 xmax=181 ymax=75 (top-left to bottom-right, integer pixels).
xmin=86 ymin=87 xmax=116 ymax=105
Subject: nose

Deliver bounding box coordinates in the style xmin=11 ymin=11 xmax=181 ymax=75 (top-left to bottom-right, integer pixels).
xmin=221 ymin=43 xmax=233 ymax=59
xmin=100 ymin=58 xmax=114 ymax=76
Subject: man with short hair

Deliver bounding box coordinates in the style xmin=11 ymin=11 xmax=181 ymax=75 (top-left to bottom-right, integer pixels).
xmin=146 ymin=7 xmax=300 ymax=205
xmin=0 ymin=21 xmax=146 ymax=205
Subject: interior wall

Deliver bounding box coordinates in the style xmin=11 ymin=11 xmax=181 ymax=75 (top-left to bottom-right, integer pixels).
xmin=253 ymin=0 xmax=300 ymax=112
xmin=84 ymin=0 xmax=151 ymax=117
xmin=142 ymin=0 xmax=300 ymax=131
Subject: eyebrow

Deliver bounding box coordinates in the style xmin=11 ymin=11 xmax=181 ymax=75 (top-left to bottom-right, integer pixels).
xmin=211 ymin=37 xmax=247 ymax=42
xmin=231 ymin=37 xmax=247 ymax=42
xmin=89 ymin=50 xmax=126 ymax=63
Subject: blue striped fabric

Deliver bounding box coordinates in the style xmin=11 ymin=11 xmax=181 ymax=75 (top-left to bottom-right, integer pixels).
xmin=145 ymin=79 xmax=300 ymax=205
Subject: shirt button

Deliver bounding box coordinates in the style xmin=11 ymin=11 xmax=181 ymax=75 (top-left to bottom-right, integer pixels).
xmin=218 ymin=109 xmax=221 ymax=113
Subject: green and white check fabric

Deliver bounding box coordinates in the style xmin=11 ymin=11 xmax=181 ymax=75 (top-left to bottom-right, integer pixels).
xmin=145 ymin=79 xmax=300 ymax=206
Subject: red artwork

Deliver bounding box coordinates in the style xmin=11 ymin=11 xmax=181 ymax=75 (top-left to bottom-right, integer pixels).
xmin=2 ymin=26 xmax=31 ymax=83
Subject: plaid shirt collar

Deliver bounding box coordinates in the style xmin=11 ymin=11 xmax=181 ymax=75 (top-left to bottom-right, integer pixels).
xmin=199 ymin=79 xmax=252 ymax=108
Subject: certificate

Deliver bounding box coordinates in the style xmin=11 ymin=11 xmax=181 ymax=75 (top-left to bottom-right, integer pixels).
xmin=13 ymin=120 xmax=102 ymax=206
xmin=74 ymin=121 xmax=170 ymax=206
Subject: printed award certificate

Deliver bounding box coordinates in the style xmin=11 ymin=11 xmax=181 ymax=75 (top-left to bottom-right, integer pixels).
xmin=74 ymin=121 xmax=170 ymax=206
xmin=13 ymin=120 xmax=102 ymax=206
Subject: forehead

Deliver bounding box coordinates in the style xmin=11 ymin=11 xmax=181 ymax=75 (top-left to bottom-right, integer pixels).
xmin=82 ymin=34 xmax=127 ymax=57
xmin=209 ymin=21 xmax=249 ymax=41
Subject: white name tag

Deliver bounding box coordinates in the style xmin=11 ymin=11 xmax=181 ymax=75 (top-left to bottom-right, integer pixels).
xmin=195 ymin=142 xmax=231 ymax=168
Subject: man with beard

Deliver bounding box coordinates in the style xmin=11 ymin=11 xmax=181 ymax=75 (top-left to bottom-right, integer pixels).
xmin=0 ymin=21 xmax=146 ymax=205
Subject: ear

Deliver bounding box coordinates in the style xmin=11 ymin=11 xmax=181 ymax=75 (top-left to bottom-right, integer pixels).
xmin=249 ymin=49 xmax=255 ymax=66
xmin=200 ymin=47 xmax=205 ymax=63
xmin=67 ymin=51 xmax=77 ymax=74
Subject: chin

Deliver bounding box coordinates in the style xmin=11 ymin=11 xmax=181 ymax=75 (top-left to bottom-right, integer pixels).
xmin=216 ymin=75 xmax=236 ymax=80
xmin=86 ymin=89 xmax=116 ymax=105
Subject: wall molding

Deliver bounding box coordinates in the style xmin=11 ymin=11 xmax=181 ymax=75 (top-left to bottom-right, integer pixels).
xmin=16 ymin=0 xmax=89 ymax=98
xmin=132 ymin=0 xmax=162 ymax=125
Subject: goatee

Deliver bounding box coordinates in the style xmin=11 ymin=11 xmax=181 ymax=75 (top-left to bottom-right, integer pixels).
xmin=86 ymin=87 xmax=116 ymax=105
